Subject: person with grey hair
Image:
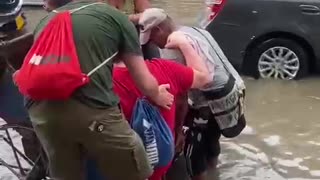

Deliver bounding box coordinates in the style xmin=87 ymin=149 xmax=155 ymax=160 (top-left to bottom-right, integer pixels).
xmin=138 ymin=8 xmax=246 ymax=180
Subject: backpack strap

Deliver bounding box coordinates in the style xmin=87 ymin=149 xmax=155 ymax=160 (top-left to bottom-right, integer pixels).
xmin=52 ymin=2 xmax=105 ymax=14
xmin=87 ymin=52 xmax=118 ymax=77
xmin=69 ymin=2 xmax=104 ymax=14
xmin=52 ymin=2 xmax=118 ymax=77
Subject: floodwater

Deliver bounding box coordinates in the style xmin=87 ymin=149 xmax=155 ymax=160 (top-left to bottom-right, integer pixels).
xmin=152 ymin=1 xmax=320 ymax=179
xmin=154 ymin=0 xmax=320 ymax=179
xmin=2 ymin=1 xmax=320 ymax=179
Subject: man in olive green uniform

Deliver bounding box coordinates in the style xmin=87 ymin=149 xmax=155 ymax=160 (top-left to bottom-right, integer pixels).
xmin=27 ymin=1 xmax=173 ymax=180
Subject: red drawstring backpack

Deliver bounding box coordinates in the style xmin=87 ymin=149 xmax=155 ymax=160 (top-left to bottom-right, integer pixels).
xmin=13 ymin=3 xmax=117 ymax=100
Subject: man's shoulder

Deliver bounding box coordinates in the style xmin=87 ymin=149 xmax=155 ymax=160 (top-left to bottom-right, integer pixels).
xmin=33 ymin=13 xmax=55 ymax=38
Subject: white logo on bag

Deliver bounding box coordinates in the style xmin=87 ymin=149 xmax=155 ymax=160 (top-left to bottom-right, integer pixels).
xmin=29 ymin=54 xmax=71 ymax=65
xmin=143 ymin=118 xmax=159 ymax=166
xmin=29 ymin=54 xmax=42 ymax=65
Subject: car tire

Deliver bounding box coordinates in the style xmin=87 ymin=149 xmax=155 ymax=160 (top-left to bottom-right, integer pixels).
xmin=244 ymin=38 xmax=309 ymax=80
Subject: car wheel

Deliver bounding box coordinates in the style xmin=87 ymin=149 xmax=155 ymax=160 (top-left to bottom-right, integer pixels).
xmin=245 ymin=38 xmax=309 ymax=80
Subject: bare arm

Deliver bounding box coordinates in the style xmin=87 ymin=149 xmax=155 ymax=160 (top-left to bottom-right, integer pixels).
xmin=166 ymin=31 xmax=211 ymax=89
xmin=175 ymin=94 xmax=188 ymax=133
xmin=178 ymin=40 xmax=211 ymax=89
xmin=128 ymin=0 xmax=151 ymax=24
xmin=174 ymin=93 xmax=188 ymax=152
xmin=134 ymin=0 xmax=150 ymax=12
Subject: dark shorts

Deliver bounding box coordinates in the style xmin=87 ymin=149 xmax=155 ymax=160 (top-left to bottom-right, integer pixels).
xmin=184 ymin=106 xmax=221 ymax=177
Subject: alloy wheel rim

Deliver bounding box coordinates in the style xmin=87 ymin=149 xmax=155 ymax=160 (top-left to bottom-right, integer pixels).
xmin=258 ymin=46 xmax=300 ymax=80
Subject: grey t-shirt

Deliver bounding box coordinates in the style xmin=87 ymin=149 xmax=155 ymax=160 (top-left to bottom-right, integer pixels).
xmin=161 ymin=26 xmax=230 ymax=106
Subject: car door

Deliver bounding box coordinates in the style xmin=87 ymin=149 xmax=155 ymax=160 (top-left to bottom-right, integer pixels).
xmin=206 ymin=0 xmax=259 ymax=70
xmin=295 ymin=0 xmax=320 ymax=64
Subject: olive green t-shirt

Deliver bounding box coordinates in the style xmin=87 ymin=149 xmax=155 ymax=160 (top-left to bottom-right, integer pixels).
xmin=122 ymin=0 xmax=135 ymax=15
xmin=33 ymin=1 xmax=142 ymax=108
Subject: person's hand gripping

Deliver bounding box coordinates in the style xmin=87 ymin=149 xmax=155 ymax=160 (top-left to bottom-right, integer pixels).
xmin=152 ymin=84 xmax=174 ymax=110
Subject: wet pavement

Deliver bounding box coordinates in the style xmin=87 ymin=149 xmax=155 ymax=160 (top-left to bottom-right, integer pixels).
xmin=19 ymin=1 xmax=320 ymax=180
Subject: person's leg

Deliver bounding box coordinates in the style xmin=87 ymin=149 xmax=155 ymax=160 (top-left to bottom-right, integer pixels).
xmin=205 ymin=141 xmax=220 ymax=180
xmin=183 ymin=107 xmax=210 ymax=180
xmin=205 ymin=118 xmax=222 ymax=175
xmin=184 ymin=127 xmax=208 ymax=180
xmin=185 ymin=106 xmax=222 ymax=180
xmin=81 ymin=106 xmax=153 ymax=180
xmin=29 ymin=101 xmax=85 ymax=180
xmin=208 ymin=157 xmax=218 ymax=170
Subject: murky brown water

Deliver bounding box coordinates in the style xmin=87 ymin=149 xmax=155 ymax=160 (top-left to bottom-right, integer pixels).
xmin=22 ymin=1 xmax=320 ymax=179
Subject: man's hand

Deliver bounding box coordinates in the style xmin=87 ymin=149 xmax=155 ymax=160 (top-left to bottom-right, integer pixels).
xmin=151 ymin=84 xmax=174 ymax=110
xmin=165 ymin=31 xmax=189 ymax=49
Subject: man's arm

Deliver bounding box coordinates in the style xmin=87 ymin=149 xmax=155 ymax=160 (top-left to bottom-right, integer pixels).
xmin=128 ymin=0 xmax=150 ymax=24
xmin=175 ymin=94 xmax=188 ymax=132
xmin=166 ymin=32 xmax=211 ymax=89
xmin=0 ymin=32 xmax=33 ymax=70
xmin=181 ymin=42 xmax=211 ymax=88
xmin=134 ymin=0 xmax=150 ymax=12
xmin=174 ymin=94 xmax=188 ymax=152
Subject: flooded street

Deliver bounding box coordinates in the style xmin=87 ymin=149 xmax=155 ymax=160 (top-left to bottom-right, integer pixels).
xmin=18 ymin=0 xmax=320 ymax=179
xmin=221 ymin=77 xmax=320 ymax=180
xmin=153 ymin=0 xmax=320 ymax=179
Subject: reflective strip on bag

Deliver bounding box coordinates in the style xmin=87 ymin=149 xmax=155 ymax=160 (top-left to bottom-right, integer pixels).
xmin=208 ymin=86 xmax=245 ymax=130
